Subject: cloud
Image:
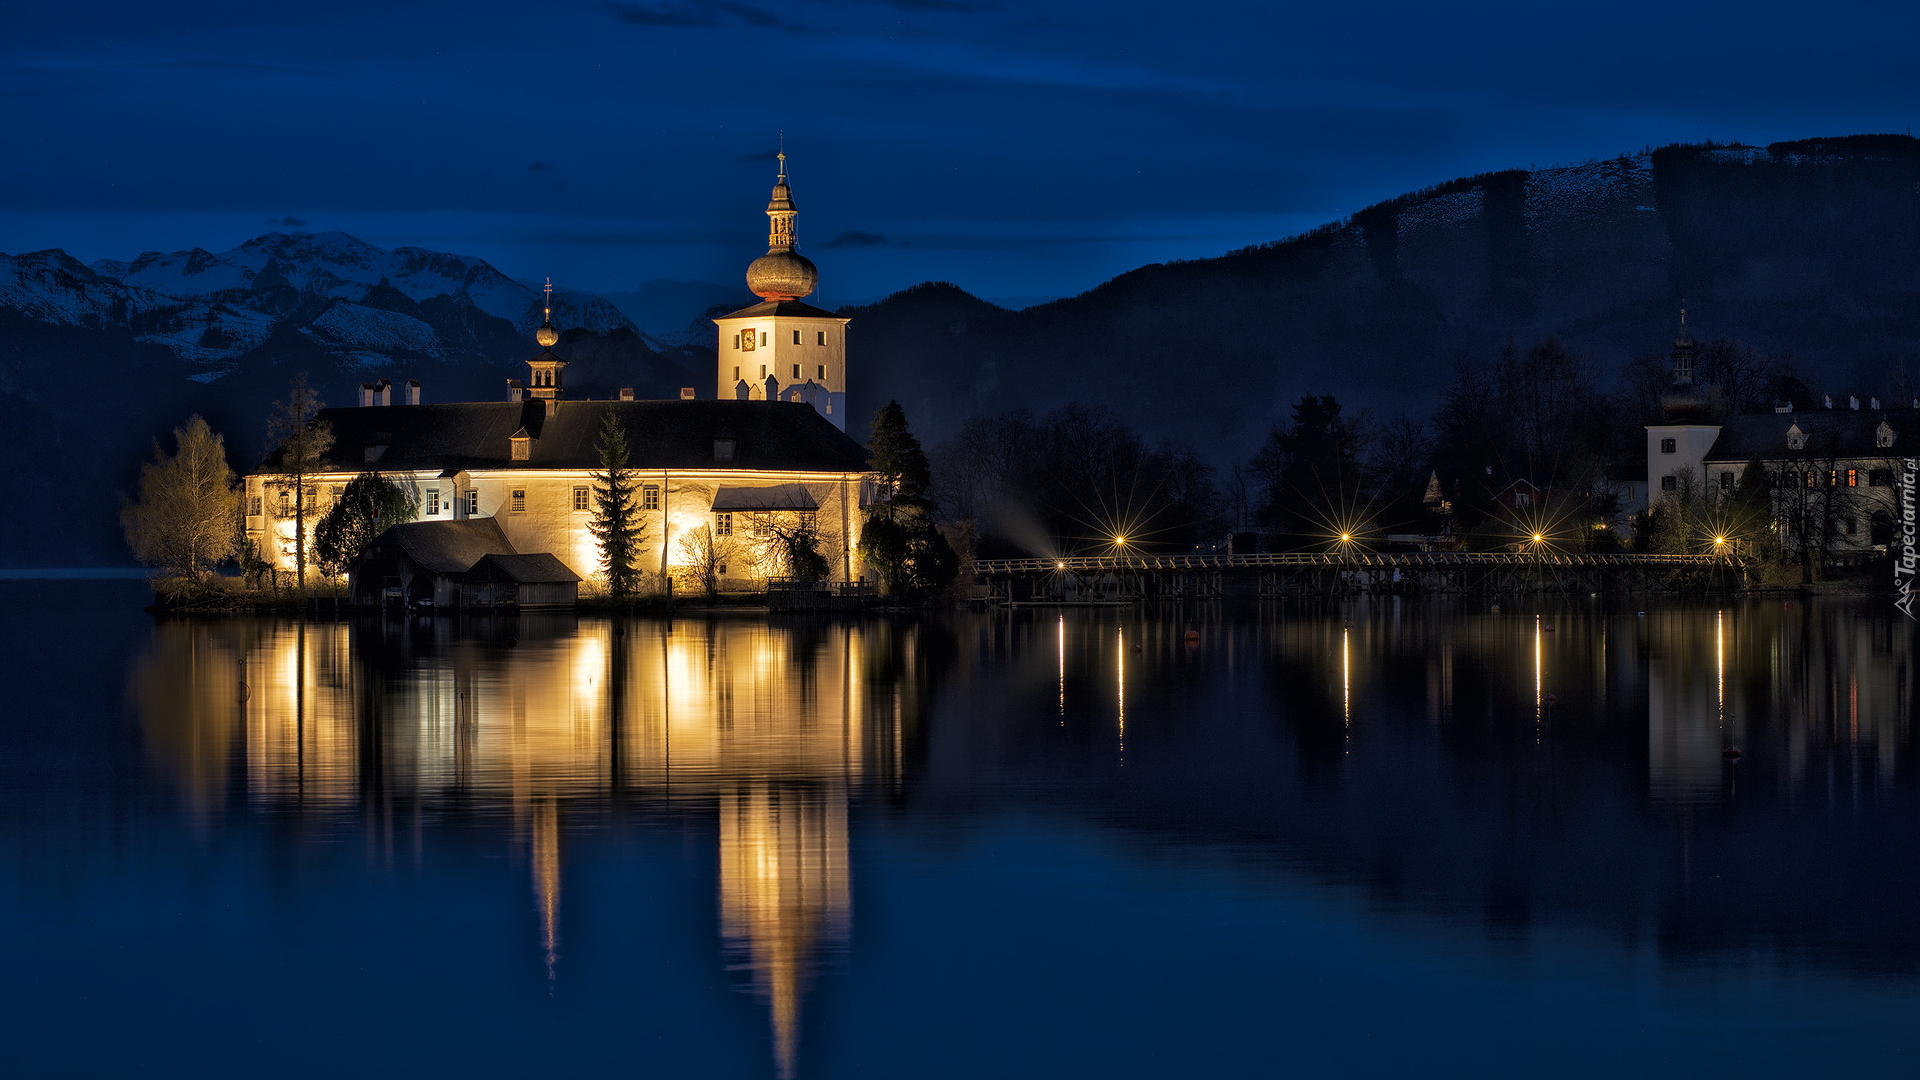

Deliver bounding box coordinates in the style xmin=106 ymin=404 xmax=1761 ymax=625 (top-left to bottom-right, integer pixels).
xmin=267 ymin=215 xmax=307 ymax=227
xmin=824 ymin=230 xmax=894 ymax=248
xmin=605 ymin=0 xmax=801 ymax=32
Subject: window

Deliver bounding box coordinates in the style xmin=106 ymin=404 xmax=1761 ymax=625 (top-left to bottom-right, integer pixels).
xmin=733 ymin=333 xmax=741 ymax=350
xmin=1829 ymin=470 xmax=1840 ymax=488
xmin=792 ymin=364 xmax=801 ymax=379
xmin=1661 ymin=475 xmax=1677 ymax=492
xmin=1719 ymin=471 xmax=1734 ymax=491
xmin=799 ymin=511 xmax=818 ymax=530
xmin=279 ymin=490 xmax=292 ymax=516
xmin=816 ymin=331 xmax=825 ymax=346
xmin=1839 ymin=516 xmax=1857 ymax=536
xmin=792 ymin=330 xmax=801 ymax=345
xmin=510 ymin=489 xmax=527 ymax=512
xmin=817 ymin=364 xmax=826 ymax=380
xmin=1805 ymin=471 xmax=1817 ymax=490
xmin=249 ymin=495 xmax=262 ymax=517
xmin=717 ymin=563 xmax=728 ymax=575
xmin=760 ymin=332 xmax=768 ymax=347
xmin=714 ymin=439 xmax=736 ymax=462
xmin=1870 ymin=468 xmax=1894 ymax=487
xmin=759 ymin=365 xmax=768 ymax=379
xmin=1847 ymin=469 xmax=1859 ymax=487
xmin=426 ymin=490 xmax=441 ymax=516
xmin=1660 ymin=438 xmax=1677 ymax=454
xmin=1513 ymin=490 xmax=1532 ymax=507
xmin=466 ymin=489 xmax=480 ymax=515
xmin=642 ymin=485 xmax=660 ymax=511
xmin=715 ymin=512 xmax=733 ymax=536
xmin=573 ymin=486 xmax=589 ymax=511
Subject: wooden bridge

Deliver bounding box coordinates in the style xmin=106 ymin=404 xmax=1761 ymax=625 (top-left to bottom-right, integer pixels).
xmin=970 ymin=551 xmax=1750 ymax=601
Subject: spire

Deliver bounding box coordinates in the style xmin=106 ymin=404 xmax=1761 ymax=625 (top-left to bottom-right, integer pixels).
xmin=746 ymin=145 xmax=818 ymax=301
xmin=536 ymin=277 xmax=559 ymax=349
xmin=1671 ymin=304 xmax=1694 ymax=385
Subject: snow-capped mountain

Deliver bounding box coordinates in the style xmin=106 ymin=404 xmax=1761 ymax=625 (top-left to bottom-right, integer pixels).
xmin=1 ymin=230 xmax=635 ymax=379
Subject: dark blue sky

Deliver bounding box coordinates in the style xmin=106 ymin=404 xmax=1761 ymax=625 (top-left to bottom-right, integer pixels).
xmin=5 ymin=0 xmax=1915 ymax=303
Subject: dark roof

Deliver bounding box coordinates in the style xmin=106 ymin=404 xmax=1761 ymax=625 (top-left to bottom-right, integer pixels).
xmin=715 ymin=298 xmax=844 ymax=321
xmin=463 ymin=553 xmax=581 ymax=584
xmin=370 ymin=518 xmax=514 ymax=575
xmin=710 ymin=483 xmax=819 ymax=511
xmin=1704 ymin=409 xmax=1914 ymax=463
xmin=261 ymin=398 xmax=868 ymax=474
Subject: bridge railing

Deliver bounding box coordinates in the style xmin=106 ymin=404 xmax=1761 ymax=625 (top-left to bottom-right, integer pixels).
xmin=973 ymin=552 xmax=1744 ymax=574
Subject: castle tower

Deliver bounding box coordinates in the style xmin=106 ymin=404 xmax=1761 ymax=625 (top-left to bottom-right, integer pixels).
xmin=714 ymin=152 xmax=852 ymax=430
xmin=1646 ymin=308 xmax=1723 ymax=504
xmin=525 ymin=278 xmax=567 ymax=401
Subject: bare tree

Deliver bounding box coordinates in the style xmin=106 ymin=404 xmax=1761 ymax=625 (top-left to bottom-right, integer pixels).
xmin=122 ymin=415 xmax=241 ymax=583
xmin=265 ymin=374 xmax=334 ymax=589
xmin=675 ymin=525 xmax=736 ymax=598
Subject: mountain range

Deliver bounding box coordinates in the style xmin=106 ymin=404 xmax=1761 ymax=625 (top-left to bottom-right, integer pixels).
xmin=4 ymin=134 xmax=1918 ymax=565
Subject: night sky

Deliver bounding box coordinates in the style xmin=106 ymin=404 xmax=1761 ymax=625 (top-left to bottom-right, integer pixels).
xmin=6 ymin=0 xmax=1916 ymax=305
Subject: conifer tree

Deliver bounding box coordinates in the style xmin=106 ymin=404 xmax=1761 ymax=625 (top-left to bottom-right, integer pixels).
xmin=121 ymin=415 xmax=241 ymax=582
xmin=588 ymin=410 xmax=647 ymax=598
xmin=265 ymin=374 xmax=334 ymax=589
xmin=858 ymin=401 xmax=957 ymax=597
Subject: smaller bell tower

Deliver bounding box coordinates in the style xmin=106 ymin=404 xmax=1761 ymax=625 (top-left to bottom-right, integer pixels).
xmin=525 ymin=277 xmax=567 ymax=400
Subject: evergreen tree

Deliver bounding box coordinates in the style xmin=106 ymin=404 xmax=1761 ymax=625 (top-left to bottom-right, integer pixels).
xmin=313 ymin=472 xmax=417 ymax=578
xmin=588 ymin=410 xmax=647 ymax=598
xmin=121 ymin=415 xmax=241 ymax=582
xmin=859 ymin=401 xmax=958 ymax=597
xmin=265 ymin=374 xmax=334 ymax=589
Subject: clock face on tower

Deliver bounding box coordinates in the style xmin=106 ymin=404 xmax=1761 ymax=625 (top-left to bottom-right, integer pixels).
xmin=741 ymin=328 xmax=757 ymax=352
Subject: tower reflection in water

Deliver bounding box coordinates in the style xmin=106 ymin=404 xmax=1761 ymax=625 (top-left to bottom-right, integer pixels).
xmin=134 ymin=615 xmax=924 ymax=1080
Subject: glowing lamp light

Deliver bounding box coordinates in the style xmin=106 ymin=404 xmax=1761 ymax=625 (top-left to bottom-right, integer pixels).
xmin=1714 ymin=535 xmax=1728 ymax=547
xmin=1531 ymin=533 xmax=1545 ymax=544
xmin=1339 ymin=532 xmax=1353 ymax=543
xmin=1055 ymin=560 xmax=1066 ymax=569
xmin=1114 ymin=536 xmax=1128 ymax=547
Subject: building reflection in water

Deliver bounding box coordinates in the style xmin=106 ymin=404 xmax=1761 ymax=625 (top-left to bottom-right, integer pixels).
xmin=133 ymin=615 xmax=927 ymax=1080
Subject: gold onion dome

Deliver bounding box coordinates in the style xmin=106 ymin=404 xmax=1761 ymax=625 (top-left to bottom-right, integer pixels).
xmin=747 ymin=249 xmax=818 ymax=300
xmin=535 ymin=319 xmax=560 ymax=349
xmin=746 ymin=151 xmax=817 ymax=300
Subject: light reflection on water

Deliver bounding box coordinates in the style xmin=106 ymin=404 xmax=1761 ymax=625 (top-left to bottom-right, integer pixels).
xmin=4 ymin=585 xmax=1920 ymax=1077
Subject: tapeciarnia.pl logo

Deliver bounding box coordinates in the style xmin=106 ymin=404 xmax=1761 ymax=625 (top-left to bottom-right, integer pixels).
xmin=1898 ymin=458 xmax=1919 ymax=622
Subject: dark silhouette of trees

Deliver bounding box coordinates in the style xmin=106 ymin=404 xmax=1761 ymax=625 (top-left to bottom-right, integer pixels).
xmin=313 ymin=472 xmax=416 ymax=578
xmin=861 ymin=401 xmax=958 ymax=597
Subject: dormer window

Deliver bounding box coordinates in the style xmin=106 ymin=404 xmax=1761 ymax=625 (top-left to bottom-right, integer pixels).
xmin=714 ymin=438 xmax=736 ymax=463
xmin=1878 ymin=421 xmax=1897 ymax=448
xmin=1787 ymin=424 xmax=1807 ymax=451
xmin=510 ymin=427 xmax=532 ymax=461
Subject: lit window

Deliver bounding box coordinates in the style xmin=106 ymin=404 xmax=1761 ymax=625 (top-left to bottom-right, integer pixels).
xmin=799 ymin=511 xmax=817 ymax=530
xmin=1806 ymin=471 xmax=1817 ymax=489
xmin=816 ymin=331 xmax=825 ymax=346
xmin=466 ymin=489 xmax=480 ymax=515
xmin=279 ymin=490 xmax=292 ymax=516
xmin=573 ymin=486 xmax=589 ymax=511
xmin=426 ymin=490 xmax=441 ymax=515
xmin=510 ymin=489 xmax=527 ymax=512
xmin=642 ymin=485 xmax=660 ymax=511
xmin=1661 ymin=475 xmax=1677 ymax=491
xmin=1660 ymin=438 xmax=1676 ymax=454
xmin=249 ymin=495 xmax=262 ymax=518
xmin=1847 ymin=469 xmax=1858 ymax=487
xmin=1829 ymin=470 xmax=1840 ymax=488
xmin=715 ymin=512 xmax=733 ymax=536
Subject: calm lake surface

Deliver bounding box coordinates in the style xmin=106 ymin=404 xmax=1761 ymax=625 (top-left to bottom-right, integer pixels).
xmin=4 ymin=581 xmax=1919 ymax=1077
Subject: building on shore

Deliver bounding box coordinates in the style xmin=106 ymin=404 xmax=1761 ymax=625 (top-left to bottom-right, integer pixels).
xmin=1645 ymin=317 xmax=1912 ymax=563
xmin=243 ymin=158 xmax=873 ymax=601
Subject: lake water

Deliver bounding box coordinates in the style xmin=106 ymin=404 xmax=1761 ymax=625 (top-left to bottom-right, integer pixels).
xmin=4 ymin=582 xmax=1919 ymax=1077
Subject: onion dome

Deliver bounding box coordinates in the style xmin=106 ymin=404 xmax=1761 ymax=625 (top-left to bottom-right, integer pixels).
xmin=745 ymin=150 xmax=818 ymax=300
xmin=1659 ymin=308 xmax=1707 ymax=419
xmin=535 ymin=276 xmax=561 ymax=348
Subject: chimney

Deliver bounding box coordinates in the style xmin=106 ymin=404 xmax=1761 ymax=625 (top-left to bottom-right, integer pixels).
xmin=619 ymin=387 xmax=635 ymax=401
xmin=1850 ymin=395 xmax=1860 ymax=410
xmin=680 ymin=387 xmax=695 ymax=400
xmin=1871 ymin=396 xmax=1881 ymax=410
xmin=507 ymin=379 xmax=523 ymax=402
xmin=405 ymin=379 xmax=421 ymax=406
xmin=358 ymin=383 xmax=375 ymax=407
xmin=1824 ymin=395 xmax=1834 ymax=409
xmin=376 ymin=378 xmax=392 ymax=407
xmin=1774 ymin=402 xmax=1791 ymax=413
